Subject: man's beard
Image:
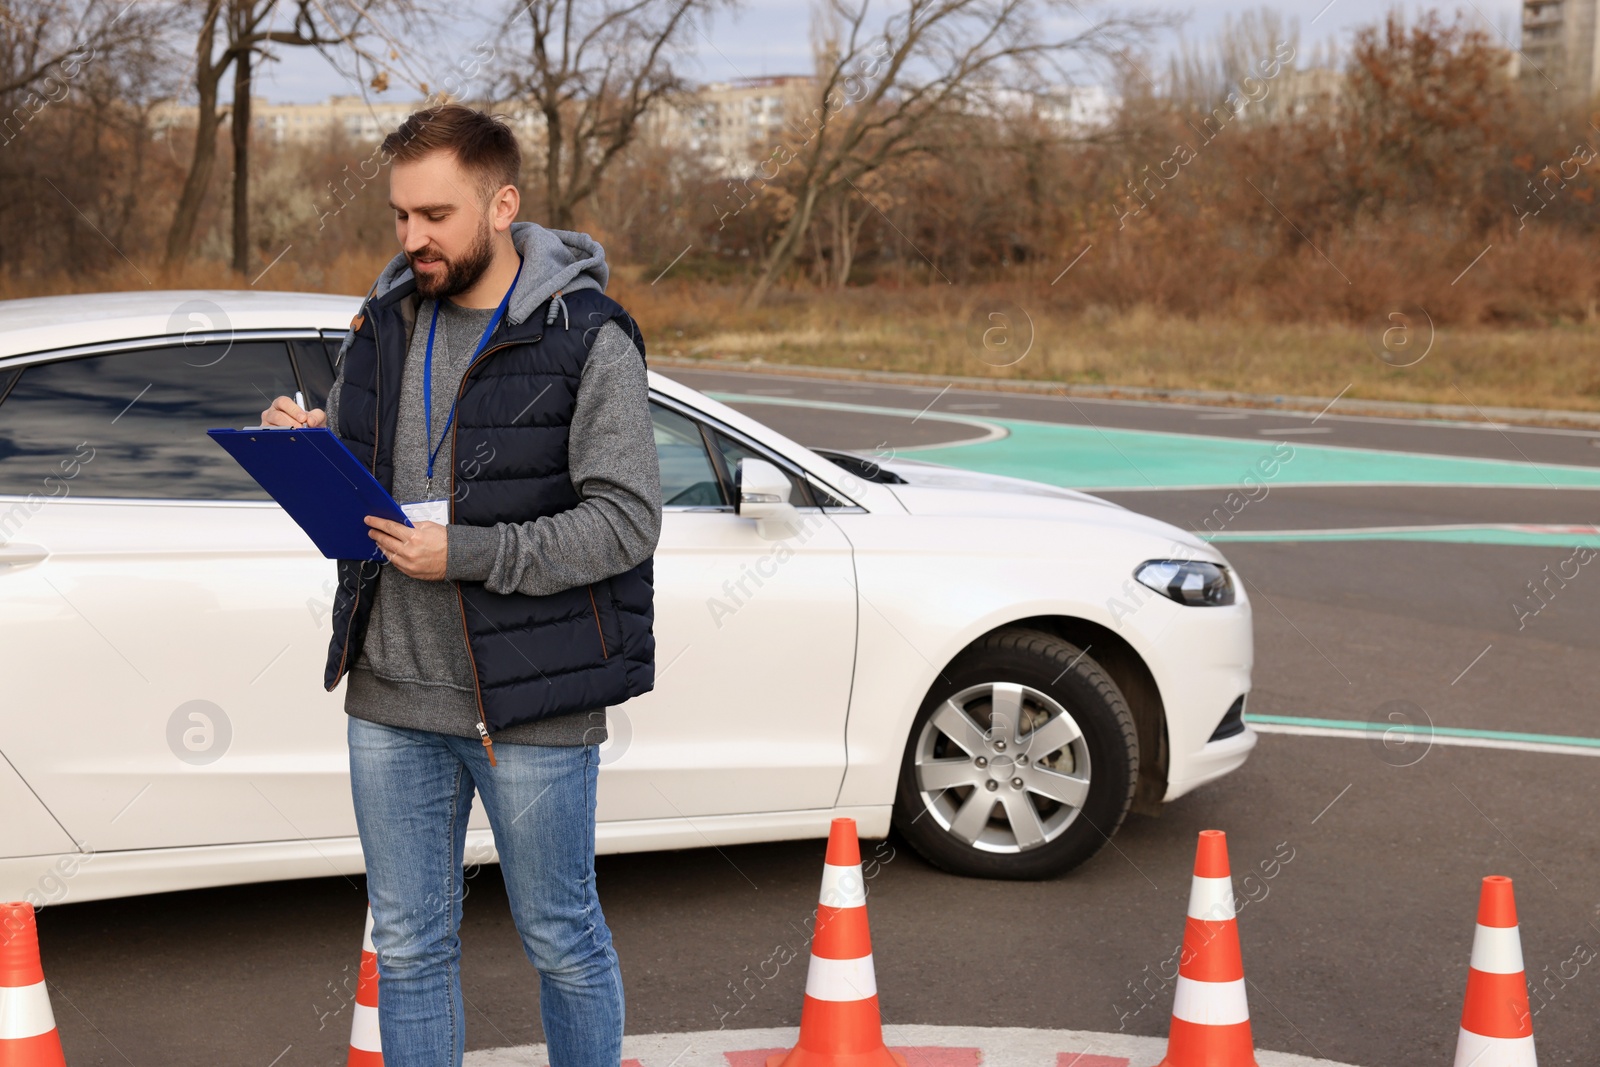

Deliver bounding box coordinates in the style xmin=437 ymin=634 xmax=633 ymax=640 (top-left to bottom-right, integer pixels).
xmin=411 ymin=218 xmax=495 ymax=300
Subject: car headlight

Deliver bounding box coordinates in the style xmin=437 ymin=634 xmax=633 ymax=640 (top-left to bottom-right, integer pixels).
xmin=1135 ymin=559 xmax=1235 ymax=606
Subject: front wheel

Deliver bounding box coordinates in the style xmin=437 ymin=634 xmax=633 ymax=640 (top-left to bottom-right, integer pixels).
xmin=891 ymin=629 xmax=1139 ymax=880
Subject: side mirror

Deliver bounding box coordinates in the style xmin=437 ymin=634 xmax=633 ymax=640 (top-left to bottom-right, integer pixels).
xmin=735 ymin=457 xmax=802 ymax=539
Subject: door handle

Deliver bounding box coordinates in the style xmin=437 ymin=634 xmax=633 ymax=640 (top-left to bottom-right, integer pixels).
xmin=0 ymin=542 xmax=48 ymax=570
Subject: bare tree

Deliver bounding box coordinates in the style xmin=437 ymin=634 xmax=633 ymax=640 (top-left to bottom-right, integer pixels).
xmin=485 ymin=0 xmax=733 ymax=231
xmin=810 ymin=165 xmax=896 ymax=286
xmin=0 ymin=0 xmax=152 ymax=99
xmin=162 ymin=0 xmax=424 ymax=273
xmin=735 ymin=0 xmax=1164 ymax=307
xmin=0 ymin=0 xmax=177 ymax=281
xmin=1165 ymin=7 xmax=1302 ymax=122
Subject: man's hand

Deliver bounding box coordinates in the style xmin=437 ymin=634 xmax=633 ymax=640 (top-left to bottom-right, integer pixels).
xmin=261 ymin=395 xmax=327 ymax=428
xmin=366 ymin=517 xmax=448 ymax=580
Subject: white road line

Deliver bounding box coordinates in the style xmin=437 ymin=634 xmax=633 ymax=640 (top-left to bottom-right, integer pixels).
xmin=1103 ymin=481 xmax=1600 ymax=493
xmin=1250 ymin=723 xmax=1600 ymax=758
xmin=1208 ymin=523 xmax=1600 ymax=538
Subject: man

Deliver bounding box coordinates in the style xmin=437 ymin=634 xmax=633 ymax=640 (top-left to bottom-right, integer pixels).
xmin=260 ymin=103 xmax=659 ymax=1067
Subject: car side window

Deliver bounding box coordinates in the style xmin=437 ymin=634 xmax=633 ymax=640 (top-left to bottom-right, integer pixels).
xmin=651 ymin=402 xmax=723 ymax=507
xmin=711 ymin=428 xmax=814 ymax=507
xmin=321 ymin=332 xmax=348 ymax=375
xmin=291 ymin=339 xmax=336 ymax=411
xmin=0 ymin=342 xmax=299 ymax=500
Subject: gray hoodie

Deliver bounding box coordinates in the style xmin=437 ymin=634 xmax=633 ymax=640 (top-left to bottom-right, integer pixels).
xmin=326 ymin=221 xmax=662 ymax=746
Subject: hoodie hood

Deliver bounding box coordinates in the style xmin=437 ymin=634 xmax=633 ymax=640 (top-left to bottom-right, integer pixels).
xmin=368 ymin=220 xmax=608 ymax=327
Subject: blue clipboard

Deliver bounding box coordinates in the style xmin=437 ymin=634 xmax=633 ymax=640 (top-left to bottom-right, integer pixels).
xmin=207 ymin=427 xmax=413 ymax=561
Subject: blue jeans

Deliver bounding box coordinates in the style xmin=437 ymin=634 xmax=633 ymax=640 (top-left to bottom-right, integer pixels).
xmin=347 ymin=716 xmax=624 ymax=1067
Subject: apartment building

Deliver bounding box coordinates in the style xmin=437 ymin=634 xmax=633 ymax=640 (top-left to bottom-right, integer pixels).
xmin=637 ymin=75 xmax=816 ymax=172
xmin=1522 ymin=0 xmax=1600 ymax=101
xmin=150 ymin=92 xmax=544 ymax=147
xmin=153 ymin=93 xmax=411 ymax=145
xmin=149 ymin=73 xmax=1126 ymax=175
xmin=149 ymin=79 xmax=814 ymax=172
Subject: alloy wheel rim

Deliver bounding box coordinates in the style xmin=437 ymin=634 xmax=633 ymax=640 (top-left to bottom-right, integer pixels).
xmin=912 ymin=680 xmax=1092 ymax=854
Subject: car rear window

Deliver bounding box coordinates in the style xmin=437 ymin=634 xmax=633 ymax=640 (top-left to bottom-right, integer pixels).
xmin=0 ymin=342 xmax=299 ymax=500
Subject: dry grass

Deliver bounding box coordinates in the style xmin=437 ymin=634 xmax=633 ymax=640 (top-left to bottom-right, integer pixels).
xmin=0 ymin=248 xmax=393 ymax=304
xmin=614 ymin=274 xmax=1600 ymax=414
xmin=11 ymin=256 xmax=1598 ymax=414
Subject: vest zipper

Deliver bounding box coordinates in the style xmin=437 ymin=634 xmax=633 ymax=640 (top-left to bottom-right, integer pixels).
xmin=330 ymin=579 xmax=358 ymax=689
xmin=329 ymin=299 xmax=376 ymax=691
xmin=448 ymin=336 xmax=525 ymax=767
xmin=586 ymin=584 xmax=610 ymax=658
xmin=453 ymin=595 xmax=496 ymax=767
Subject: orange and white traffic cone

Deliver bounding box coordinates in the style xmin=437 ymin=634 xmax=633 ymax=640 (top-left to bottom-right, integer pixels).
xmin=1453 ymin=875 xmax=1536 ymax=1066
xmin=1158 ymin=830 xmax=1258 ymax=1067
xmin=348 ymin=905 xmax=383 ymax=1066
xmin=767 ymin=819 xmax=906 ymax=1067
xmin=0 ymin=901 xmax=67 ymax=1067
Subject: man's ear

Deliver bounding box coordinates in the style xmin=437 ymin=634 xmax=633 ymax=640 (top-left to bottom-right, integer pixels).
xmin=492 ymin=183 xmax=520 ymax=233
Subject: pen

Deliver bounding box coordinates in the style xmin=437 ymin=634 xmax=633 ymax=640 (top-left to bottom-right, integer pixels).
xmin=294 ymin=391 xmax=308 ymax=428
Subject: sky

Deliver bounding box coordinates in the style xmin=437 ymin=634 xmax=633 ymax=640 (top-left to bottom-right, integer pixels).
xmin=248 ymin=0 xmax=1528 ymax=106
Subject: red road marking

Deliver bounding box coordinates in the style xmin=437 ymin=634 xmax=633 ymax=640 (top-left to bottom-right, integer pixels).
xmin=893 ymin=1049 xmax=981 ymax=1066
xmin=727 ymin=1048 xmax=980 ymax=1067
xmin=1057 ymin=1054 xmax=1131 ymax=1067
xmin=725 ymin=1050 xmax=787 ymax=1067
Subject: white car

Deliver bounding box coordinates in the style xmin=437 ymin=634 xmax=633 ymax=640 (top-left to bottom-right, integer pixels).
xmin=0 ymin=290 xmax=1256 ymax=903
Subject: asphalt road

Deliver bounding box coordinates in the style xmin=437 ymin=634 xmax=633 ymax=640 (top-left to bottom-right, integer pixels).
xmin=38 ymin=368 xmax=1600 ymax=1067
xmin=668 ymin=366 xmax=1600 ymax=469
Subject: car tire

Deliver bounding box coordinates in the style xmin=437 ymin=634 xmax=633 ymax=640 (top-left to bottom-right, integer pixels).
xmin=891 ymin=628 xmax=1139 ymax=880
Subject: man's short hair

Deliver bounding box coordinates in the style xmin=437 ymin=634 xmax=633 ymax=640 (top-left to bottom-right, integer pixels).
xmin=382 ymin=103 xmax=521 ymax=205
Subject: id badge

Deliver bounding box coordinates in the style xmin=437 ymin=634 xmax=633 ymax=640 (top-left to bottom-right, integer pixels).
xmin=401 ymin=498 xmax=449 ymax=526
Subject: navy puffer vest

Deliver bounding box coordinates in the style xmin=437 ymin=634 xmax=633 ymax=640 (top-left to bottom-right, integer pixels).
xmin=323 ymin=278 xmax=656 ymax=741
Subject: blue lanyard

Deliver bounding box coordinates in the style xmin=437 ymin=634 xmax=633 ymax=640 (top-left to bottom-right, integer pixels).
xmin=423 ymin=255 xmax=522 ymax=488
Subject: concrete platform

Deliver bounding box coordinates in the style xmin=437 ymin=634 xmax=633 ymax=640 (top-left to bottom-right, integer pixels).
xmin=464 ymin=1024 xmax=1364 ymax=1066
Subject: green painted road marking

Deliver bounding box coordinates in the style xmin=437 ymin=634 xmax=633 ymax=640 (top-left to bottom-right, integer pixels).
xmin=1207 ymin=525 xmax=1600 ymax=548
xmin=1248 ymin=714 xmax=1600 ymax=754
xmin=708 ymin=391 xmax=1600 ymax=490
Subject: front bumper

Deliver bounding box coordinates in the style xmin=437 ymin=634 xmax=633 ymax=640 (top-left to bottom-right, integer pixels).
xmin=1164 ymin=724 xmax=1259 ymax=802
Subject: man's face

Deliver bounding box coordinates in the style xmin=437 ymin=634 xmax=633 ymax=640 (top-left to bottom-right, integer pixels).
xmin=389 ymin=150 xmax=499 ymax=301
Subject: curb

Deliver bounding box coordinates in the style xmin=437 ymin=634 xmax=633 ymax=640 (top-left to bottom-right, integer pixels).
xmin=652 ymin=355 xmax=1600 ymax=430
xmin=462 ymin=1024 xmax=1363 ymax=1067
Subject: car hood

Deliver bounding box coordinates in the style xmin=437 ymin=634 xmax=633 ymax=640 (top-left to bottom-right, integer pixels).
xmin=868 ymin=458 xmax=1215 ymax=556
xmin=870 ymin=456 xmax=1122 ymax=508
xmin=885 ymin=481 xmax=1215 ymax=556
